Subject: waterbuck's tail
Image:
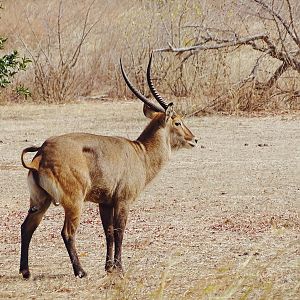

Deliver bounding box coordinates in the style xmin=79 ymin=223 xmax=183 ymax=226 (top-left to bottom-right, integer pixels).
xmin=21 ymin=146 xmax=41 ymax=171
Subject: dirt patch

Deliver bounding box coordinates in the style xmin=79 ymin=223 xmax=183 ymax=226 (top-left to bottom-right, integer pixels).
xmin=0 ymin=102 xmax=299 ymax=299
xmin=210 ymin=213 xmax=300 ymax=235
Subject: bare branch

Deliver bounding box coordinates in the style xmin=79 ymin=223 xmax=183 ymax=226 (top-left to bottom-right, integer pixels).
xmin=285 ymin=0 xmax=300 ymax=45
xmin=57 ymin=0 xmax=64 ymax=67
xmin=154 ymin=34 xmax=268 ymax=53
xmin=266 ymin=38 xmax=300 ymax=71
xmin=24 ymin=13 xmax=52 ymax=65
xmin=234 ymin=53 xmax=266 ymax=88
xmin=264 ymin=61 xmax=290 ymax=88
xmin=252 ymin=0 xmax=300 ymax=48
xmin=68 ymin=0 xmax=97 ymax=69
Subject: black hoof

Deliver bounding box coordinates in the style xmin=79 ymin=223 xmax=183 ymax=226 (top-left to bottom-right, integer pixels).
xmin=20 ymin=269 xmax=31 ymax=279
xmin=75 ymin=270 xmax=87 ymax=278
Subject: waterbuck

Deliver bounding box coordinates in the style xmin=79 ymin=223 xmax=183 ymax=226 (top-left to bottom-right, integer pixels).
xmin=20 ymin=54 xmax=198 ymax=279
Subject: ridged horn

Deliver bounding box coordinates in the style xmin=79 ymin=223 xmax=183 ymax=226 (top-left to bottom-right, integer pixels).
xmin=120 ymin=59 xmax=164 ymax=112
xmin=146 ymin=53 xmax=169 ymax=110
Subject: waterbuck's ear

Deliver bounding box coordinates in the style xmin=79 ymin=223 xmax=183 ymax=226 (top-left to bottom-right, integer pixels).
xmin=143 ymin=103 xmax=158 ymax=119
xmin=165 ymin=102 xmax=174 ymax=122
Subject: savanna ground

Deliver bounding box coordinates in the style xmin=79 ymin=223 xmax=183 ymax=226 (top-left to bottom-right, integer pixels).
xmin=0 ymin=102 xmax=299 ymax=299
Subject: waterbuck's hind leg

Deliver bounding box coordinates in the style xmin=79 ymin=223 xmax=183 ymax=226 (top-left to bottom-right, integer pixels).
xmin=99 ymin=203 xmax=114 ymax=273
xmin=20 ymin=199 xmax=51 ymax=279
xmin=113 ymin=201 xmax=129 ymax=273
xmin=61 ymin=201 xmax=86 ymax=278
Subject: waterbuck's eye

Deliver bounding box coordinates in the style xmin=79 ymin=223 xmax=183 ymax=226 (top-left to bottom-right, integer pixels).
xmin=175 ymin=121 xmax=181 ymax=126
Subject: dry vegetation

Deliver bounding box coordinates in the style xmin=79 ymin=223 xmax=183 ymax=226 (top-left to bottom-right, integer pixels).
xmin=0 ymin=0 xmax=299 ymax=112
xmin=0 ymin=1 xmax=299 ymax=299
xmin=0 ymin=101 xmax=300 ymax=300
xmin=0 ymin=103 xmax=299 ymax=299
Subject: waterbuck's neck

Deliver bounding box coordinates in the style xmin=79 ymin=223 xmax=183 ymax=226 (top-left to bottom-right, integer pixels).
xmin=136 ymin=116 xmax=171 ymax=184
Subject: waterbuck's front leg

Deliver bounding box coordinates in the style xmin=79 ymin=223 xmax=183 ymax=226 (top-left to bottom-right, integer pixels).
xmin=113 ymin=201 xmax=129 ymax=273
xmin=99 ymin=203 xmax=114 ymax=272
xmin=20 ymin=199 xmax=51 ymax=278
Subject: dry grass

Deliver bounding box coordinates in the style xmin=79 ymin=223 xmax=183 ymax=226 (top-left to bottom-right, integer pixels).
xmin=0 ymin=103 xmax=299 ymax=299
xmin=0 ymin=0 xmax=299 ymax=111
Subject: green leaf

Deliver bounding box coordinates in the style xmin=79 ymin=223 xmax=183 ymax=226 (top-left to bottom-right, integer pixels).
xmin=16 ymin=85 xmax=31 ymax=98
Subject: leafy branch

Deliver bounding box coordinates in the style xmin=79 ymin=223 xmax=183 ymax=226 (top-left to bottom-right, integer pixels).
xmin=0 ymin=5 xmax=31 ymax=97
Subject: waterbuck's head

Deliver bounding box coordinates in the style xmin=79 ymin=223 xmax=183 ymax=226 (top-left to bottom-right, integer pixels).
xmin=120 ymin=53 xmax=198 ymax=150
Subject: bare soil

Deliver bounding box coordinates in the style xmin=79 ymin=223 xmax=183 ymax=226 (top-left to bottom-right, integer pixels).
xmin=0 ymin=102 xmax=299 ymax=299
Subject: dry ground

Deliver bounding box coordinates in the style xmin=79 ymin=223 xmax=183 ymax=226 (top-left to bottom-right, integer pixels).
xmin=0 ymin=102 xmax=299 ymax=299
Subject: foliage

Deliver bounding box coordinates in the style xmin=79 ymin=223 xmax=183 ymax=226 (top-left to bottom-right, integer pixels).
xmin=0 ymin=49 xmax=31 ymax=88
xmin=0 ymin=6 xmax=31 ymax=98
xmin=0 ymin=0 xmax=299 ymax=111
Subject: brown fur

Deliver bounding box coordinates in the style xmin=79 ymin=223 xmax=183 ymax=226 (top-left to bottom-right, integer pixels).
xmin=20 ymin=103 xmax=197 ymax=279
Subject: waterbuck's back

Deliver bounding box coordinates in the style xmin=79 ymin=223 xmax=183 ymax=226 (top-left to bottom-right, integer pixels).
xmin=36 ymin=133 xmax=147 ymax=205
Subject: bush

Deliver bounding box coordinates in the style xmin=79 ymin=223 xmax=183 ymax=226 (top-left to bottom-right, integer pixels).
xmin=0 ymin=6 xmax=31 ymax=101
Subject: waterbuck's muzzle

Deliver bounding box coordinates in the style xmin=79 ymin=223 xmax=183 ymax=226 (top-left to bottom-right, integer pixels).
xmin=188 ymin=137 xmax=198 ymax=147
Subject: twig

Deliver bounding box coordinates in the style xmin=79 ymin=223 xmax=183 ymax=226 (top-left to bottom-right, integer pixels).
xmin=154 ymin=34 xmax=268 ymax=53
xmin=234 ymin=53 xmax=267 ymax=88
xmin=68 ymin=0 xmax=99 ymax=69
xmin=252 ymin=0 xmax=300 ymax=47
xmin=24 ymin=13 xmax=51 ymax=65
xmin=285 ymin=0 xmax=300 ymax=46
xmin=264 ymin=61 xmax=290 ymax=89
xmin=57 ymin=0 xmax=64 ymax=67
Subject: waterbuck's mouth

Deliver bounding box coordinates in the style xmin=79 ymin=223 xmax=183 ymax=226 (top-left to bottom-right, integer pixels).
xmin=188 ymin=138 xmax=198 ymax=148
xmin=188 ymin=141 xmax=196 ymax=147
